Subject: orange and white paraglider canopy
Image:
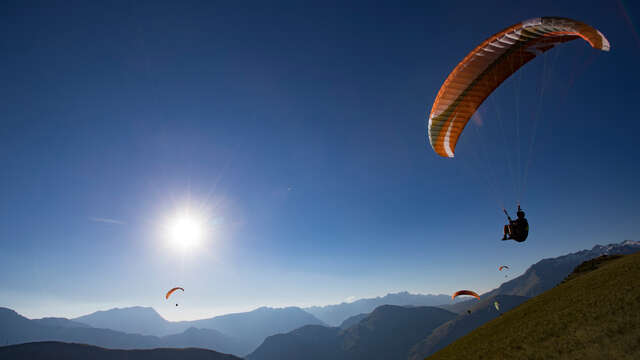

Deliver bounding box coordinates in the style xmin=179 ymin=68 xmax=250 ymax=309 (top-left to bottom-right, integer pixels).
xmin=165 ymin=287 xmax=184 ymax=300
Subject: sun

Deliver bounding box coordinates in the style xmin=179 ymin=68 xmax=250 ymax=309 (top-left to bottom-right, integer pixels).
xmin=167 ymin=212 xmax=205 ymax=252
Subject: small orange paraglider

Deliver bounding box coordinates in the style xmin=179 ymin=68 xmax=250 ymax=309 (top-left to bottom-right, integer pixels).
xmin=166 ymin=287 xmax=184 ymax=307
xmin=499 ymin=265 xmax=510 ymax=278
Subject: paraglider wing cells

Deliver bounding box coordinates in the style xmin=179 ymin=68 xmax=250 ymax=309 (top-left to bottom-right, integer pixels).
xmin=427 ymin=17 xmax=610 ymax=158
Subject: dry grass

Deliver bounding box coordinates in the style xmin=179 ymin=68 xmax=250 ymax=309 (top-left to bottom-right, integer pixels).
xmin=429 ymin=251 xmax=640 ymax=360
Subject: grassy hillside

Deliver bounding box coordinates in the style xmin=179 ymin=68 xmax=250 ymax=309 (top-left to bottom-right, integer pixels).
xmin=429 ymin=251 xmax=640 ymax=360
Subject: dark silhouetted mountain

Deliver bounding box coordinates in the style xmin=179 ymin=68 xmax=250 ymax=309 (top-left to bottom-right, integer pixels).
xmin=0 ymin=341 xmax=242 ymax=360
xmin=248 ymin=305 xmax=456 ymax=360
xmin=339 ymin=313 xmax=368 ymax=329
xmin=247 ymin=325 xmax=343 ymax=360
xmin=340 ymin=305 xmax=457 ymax=360
xmin=408 ymin=295 xmax=529 ymax=360
xmin=440 ymin=240 xmax=640 ymax=314
xmin=32 ymin=318 xmax=91 ymax=329
xmin=304 ymin=291 xmax=453 ymax=326
xmin=0 ymin=307 xmax=246 ymax=355
xmin=73 ymin=306 xmax=177 ymax=336
xmin=184 ymin=306 xmax=324 ymax=354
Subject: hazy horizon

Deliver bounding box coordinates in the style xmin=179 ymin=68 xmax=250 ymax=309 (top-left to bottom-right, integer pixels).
xmin=9 ymin=290 xmax=454 ymax=321
xmin=5 ymin=240 xmax=629 ymax=321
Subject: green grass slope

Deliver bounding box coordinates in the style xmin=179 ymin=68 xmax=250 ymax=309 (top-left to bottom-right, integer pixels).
xmin=429 ymin=251 xmax=640 ymax=360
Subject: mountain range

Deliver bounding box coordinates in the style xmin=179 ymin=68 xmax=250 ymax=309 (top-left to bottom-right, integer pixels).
xmin=304 ymin=292 xmax=453 ymax=326
xmin=246 ymin=295 xmax=528 ymax=360
xmin=2 ymin=240 xmax=638 ymax=359
xmin=0 ymin=307 xmax=247 ymax=355
xmin=72 ymin=306 xmax=323 ymax=355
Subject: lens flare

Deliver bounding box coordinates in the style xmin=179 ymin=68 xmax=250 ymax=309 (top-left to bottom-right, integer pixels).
xmin=167 ymin=212 xmax=205 ymax=252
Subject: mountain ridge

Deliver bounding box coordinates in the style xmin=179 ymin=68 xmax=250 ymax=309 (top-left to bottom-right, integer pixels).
xmin=304 ymin=291 xmax=453 ymax=326
xmin=0 ymin=341 xmax=242 ymax=360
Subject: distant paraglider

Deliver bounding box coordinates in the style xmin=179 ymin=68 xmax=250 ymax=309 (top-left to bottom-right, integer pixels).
xmin=165 ymin=287 xmax=184 ymax=299
xmin=499 ymin=265 xmax=510 ymax=277
xmin=452 ymin=290 xmax=481 ymax=301
xmin=166 ymin=287 xmax=184 ymax=307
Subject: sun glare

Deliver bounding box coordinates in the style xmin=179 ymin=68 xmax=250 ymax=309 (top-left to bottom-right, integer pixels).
xmin=167 ymin=213 xmax=205 ymax=252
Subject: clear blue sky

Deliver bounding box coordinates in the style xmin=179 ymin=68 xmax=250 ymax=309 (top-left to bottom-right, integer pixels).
xmin=1 ymin=0 xmax=639 ymax=321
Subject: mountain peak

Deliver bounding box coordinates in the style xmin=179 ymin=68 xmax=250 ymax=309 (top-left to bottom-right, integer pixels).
xmin=72 ymin=306 xmax=170 ymax=336
xmin=591 ymin=240 xmax=639 ymax=252
xmin=0 ymin=307 xmax=20 ymax=317
xmin=108 ymin=306 xmax=158 ymax=313
xmin=78 ymin=306 xmax=162 ymax=318
xmin=254 ymin=306 xmax=302 ymax=312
